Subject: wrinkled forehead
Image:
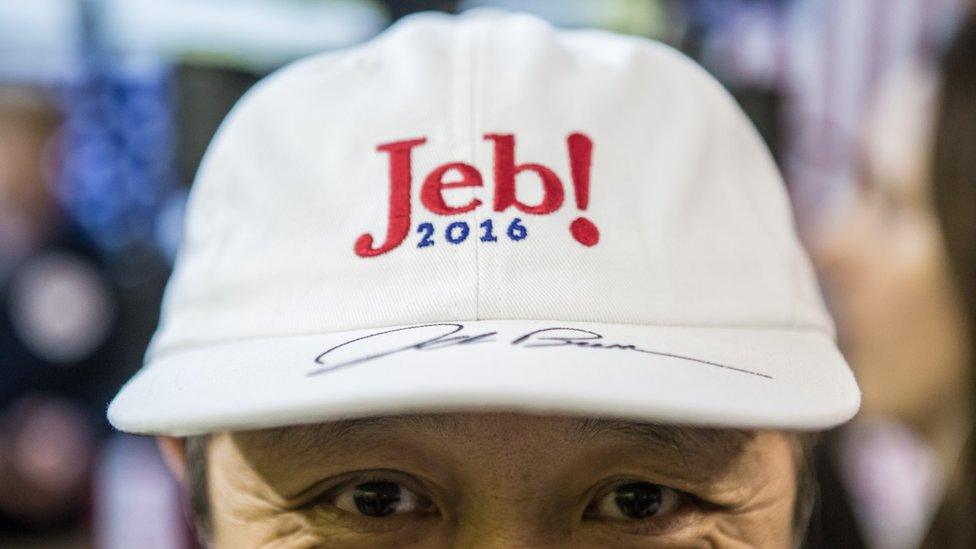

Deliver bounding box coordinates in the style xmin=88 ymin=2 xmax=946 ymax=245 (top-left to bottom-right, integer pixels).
xmin=228 ymin=413 xmax=757 ymax=467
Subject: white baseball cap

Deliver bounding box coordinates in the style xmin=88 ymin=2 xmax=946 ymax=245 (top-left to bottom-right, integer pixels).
xmin=108 ymin=10 xmax=859 ymax=436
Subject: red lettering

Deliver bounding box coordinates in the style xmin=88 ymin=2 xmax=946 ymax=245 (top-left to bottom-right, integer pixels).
xmin=420 ymin=162 xmax=483 ymax=215
xmin=484 ymin=134 xmax=564 ymax=214
xmin=354 ymin=137 xmax=426 ymax=257
xmin=355 ymin=132 xmax=600 ymax=256
xmin=566 ymin=132 xmax=599 ymax=246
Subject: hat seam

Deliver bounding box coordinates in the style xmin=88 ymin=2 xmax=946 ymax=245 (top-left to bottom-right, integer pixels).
xmin=469 ymin=14 xmax=483 ymax=321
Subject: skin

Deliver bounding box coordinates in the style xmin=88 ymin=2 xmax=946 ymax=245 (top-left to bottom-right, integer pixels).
xmin=164 ymin=413 xmax=799 ymax=548
xmin=810 ymin=65 xmax=972 ymax=472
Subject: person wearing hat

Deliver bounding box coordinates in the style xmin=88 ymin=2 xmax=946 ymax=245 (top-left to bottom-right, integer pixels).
xmin=108 ymin=11 xmax=860 ymax=548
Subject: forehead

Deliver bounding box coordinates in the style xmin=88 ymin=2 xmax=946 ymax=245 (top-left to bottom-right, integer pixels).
xmin=230 ymin=413 xmax=755 ymax=471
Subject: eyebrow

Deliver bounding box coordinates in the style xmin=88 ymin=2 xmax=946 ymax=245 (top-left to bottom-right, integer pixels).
xmin=257 ymin=414 xmax=753 ymax=463
xmin=253 ymin=415 xmax=456 ymax=456
xmin=572 ymin=418 xmax=753 ymax=465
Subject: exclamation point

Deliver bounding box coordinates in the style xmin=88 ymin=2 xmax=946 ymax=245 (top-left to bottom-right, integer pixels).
xmin=567 ymin=132 xmax=600 ymax=246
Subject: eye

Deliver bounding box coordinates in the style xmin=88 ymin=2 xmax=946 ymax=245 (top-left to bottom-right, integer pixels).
xmin=586 ymin=481 xmax=683 ymax=521
xmin=333 ymin=480 xmax=430 ymax=518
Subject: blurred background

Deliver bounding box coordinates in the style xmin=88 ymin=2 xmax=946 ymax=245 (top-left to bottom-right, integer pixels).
xmin=1 ymin=1 xmax=974 ymax=548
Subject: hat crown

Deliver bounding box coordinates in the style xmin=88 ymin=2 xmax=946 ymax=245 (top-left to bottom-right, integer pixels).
xmin=150 ymin=10 xmax=831 ymax=360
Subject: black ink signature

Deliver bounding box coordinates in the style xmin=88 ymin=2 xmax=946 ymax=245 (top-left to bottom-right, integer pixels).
xmin=309 ymin=323 xmax=772 ymax=379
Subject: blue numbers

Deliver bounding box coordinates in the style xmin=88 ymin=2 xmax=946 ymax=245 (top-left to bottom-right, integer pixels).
xmin=416 ymin=222 xmax=435 ymax=248
xmin=415 ymin=218 xmax=527 ymax=248
xmin=507 ymin=218 xmax=527 ymax=241
xmin=479 ymin=219 xmax=498 ymax=242
xmin=445 ymin=221 xmax=470 ymax=244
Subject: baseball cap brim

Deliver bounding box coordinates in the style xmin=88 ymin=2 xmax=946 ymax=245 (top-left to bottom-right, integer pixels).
xmin=107 ymin=319 xmax=859 ymax=436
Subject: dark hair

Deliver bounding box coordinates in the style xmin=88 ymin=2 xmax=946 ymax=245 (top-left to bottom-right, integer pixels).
xmin=182 ymin=431 xmax=818 ymax=547
xmin=792 ymin=431 xmax=820 ymax=547
xmin=184 ymin=435 xmax=212 ymax=544
xmin=926 ymin=12 xmax=976 ymax=548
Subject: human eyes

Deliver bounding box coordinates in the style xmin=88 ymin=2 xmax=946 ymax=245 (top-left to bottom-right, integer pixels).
xmin=306 ymin=471 xmax=704 ymax=540
xmin=583 ymin=479 xmax=696 ymax=535
xmin=334 ymin=479 xmax=427 ymax=517
xmin=325 ymin=473 xmax=438 ymax=519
